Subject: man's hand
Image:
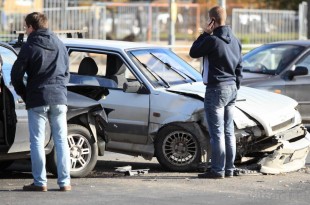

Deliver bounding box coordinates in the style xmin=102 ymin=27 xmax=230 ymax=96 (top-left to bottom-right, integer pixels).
xmin=204 ymin=19 xmax=215 ymax=34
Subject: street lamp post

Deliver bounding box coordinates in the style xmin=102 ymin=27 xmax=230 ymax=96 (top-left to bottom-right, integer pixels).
xmin=218 ymin=0 xmax=226 ymax=8
xmin=168 ymin=0 xmax=176 ymax=45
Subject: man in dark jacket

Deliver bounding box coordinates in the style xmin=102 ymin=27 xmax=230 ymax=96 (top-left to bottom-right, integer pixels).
xmin=189 ymin=6 xmax=242 ymax=179
xmin=11 ymin=12 xmax=71 ymax=191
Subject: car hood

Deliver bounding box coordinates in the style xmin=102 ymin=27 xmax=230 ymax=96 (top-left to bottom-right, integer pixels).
xmin=167 ymin=82 xmax=299 ymax=136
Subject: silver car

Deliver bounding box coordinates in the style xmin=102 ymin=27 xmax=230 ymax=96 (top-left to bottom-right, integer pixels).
xmin=241 ymin=40 xmax=310 ymax=126
xmin=63 ymin=38 xmax=310 ymax=174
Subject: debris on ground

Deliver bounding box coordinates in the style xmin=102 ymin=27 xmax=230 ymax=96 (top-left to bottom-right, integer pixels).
xmin=115 ymin=165 xmax=149 ymax=176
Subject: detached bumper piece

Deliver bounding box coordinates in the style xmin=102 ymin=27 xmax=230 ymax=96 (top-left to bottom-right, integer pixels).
xmin=259 ymin=130 xmax=310 ymax=174
xmin=115 ymin=166 xmax=149 ymax=176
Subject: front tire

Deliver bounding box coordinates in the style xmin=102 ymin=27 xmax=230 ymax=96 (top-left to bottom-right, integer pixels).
xmin=155 ymin=125 xmax=201 ymax=172
xmin=47 ymin=124 xmax=98 ymax=178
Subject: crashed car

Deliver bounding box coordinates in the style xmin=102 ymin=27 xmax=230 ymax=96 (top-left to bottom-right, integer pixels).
xmin=0 ymin=42 xmax=108 ymax=177
xmin=63 ymin=38 xmax=310 ymax=174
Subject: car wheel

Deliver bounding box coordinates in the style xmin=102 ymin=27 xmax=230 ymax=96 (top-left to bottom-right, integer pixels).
xmin=0 ymin=160 xmax=14 ymax=170
xmin=155 ymin=125 xmax=201 ymax=172
xmin=46 ymin=124 xmax=98 ymax=178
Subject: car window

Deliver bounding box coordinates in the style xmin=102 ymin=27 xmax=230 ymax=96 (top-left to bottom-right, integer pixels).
xmin=0 ymin=45 xmax=17 ymax=85
xmin=69 ymin=51 xmax=107 ymax=75
xmin=129 ymin=48 xmax=202 ymax=87
xmin=295 ymin=52 xmax=310 ymax=74
xmin=243 ymin=44 xmax=304 ymax=75
xmin=68 ymin=50 xmax=137 ymax=89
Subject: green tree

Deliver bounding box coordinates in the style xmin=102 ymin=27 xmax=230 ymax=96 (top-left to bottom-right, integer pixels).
xmin=263 ymin=0 xmax=304 ymax=10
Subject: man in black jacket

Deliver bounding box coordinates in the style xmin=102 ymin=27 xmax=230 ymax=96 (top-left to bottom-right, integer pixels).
xmin=189 ymin=6 xmax=242 ymax=179
xmin=11 ymin=12 xmax=71 ymax=191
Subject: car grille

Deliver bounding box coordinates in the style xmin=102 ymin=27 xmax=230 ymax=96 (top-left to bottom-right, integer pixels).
xmin=271 ymin=118 xmax=294 ymax=132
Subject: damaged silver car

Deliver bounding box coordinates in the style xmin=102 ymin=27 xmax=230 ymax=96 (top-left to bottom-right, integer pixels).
xmin=64 ymin=39 xmax=309 ymax=174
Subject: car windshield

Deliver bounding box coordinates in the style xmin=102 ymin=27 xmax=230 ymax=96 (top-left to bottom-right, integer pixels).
xmin=242 ymin=44 xmax=305 ymax=75
xmin=128 ymin=48 xmax=202 ymax=87
xmin=0 ymin=45 xmax=17 ymax=85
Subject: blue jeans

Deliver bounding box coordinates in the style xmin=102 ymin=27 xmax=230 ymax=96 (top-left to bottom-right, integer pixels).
xmin=204 ymin=85 xmax=237 ymax=176
xmin=28 ymin=105 xmax=70 ymax=187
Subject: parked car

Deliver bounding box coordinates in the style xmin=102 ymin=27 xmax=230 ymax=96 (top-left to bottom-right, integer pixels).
xmin=241 ymin=40 xmax=310 ymax=126
xmin=61 ymin=38 xmax=309 ymax=174
xmin=0 ymin=42 xmax=109 ymax=177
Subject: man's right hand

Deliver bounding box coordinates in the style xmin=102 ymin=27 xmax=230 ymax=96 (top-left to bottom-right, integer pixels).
xmin=204 ymin=19 xmax=214 ymax=34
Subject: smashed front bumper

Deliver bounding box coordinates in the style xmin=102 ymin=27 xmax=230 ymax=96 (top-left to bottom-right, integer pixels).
xmin=259 ymin=127 xmax=310 ymax=174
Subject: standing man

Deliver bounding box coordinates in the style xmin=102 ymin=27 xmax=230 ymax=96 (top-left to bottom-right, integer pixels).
xmin=189 ymin=6 xmax=242 ymax=179
xmin=11 ymin=12 xmax=71 ymax=191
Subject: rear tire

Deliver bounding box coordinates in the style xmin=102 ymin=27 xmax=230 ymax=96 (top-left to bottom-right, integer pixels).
xmin=46 ymin=124 xmax=98 ymax=178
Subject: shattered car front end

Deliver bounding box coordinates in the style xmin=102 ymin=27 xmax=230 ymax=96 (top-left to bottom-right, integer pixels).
xmin=234 ymin=86 xmax=310 ymax=174
xmin=167 ymin=83 xmax=310 ymax=174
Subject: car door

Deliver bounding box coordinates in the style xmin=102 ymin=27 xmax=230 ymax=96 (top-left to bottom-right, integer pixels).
xmin=1 ymin=43 xmax=53 ymax=153
xmin=0 ymin=43 xmax=30 ymax=153
xmin=67 ymin=48 xmax=150 ymax=145
xmin=282 ymin=51 xmax=310 ymax=124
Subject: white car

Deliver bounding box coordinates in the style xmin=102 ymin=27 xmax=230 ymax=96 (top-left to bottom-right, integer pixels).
xmin=62 ymin=38 xmax=310 ymax=174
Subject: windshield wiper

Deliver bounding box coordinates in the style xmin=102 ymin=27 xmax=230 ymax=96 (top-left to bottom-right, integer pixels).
xmin=132 ymin=55 xmax=170 ymax=88
xmin=150 ymin=53 xmax=196 ymax=82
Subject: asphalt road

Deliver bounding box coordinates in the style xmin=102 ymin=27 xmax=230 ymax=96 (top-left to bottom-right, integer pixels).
xmin=0 ymin=152 xmax=310 ymax=205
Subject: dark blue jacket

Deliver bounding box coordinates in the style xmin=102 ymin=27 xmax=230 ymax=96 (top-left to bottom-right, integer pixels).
xmin=11 ymin=29 xmax=69 ymax=109
xmin=189 ymin=26 xmax=242 ymax=88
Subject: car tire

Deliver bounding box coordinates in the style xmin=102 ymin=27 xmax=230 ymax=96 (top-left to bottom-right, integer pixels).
xmin=155 ymin=125 xmax=201 ymax=172
xmin=0 ymin=160 xmax=14 ymax=171
xmin=46 ymin=124 xmax=98 ymax=178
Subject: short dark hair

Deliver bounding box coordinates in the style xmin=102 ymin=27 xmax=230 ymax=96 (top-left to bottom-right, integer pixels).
xmin=209 ymin=6 xmax=226 ymax=25
xmin=25 ymin=12 xmax=48 ymax=30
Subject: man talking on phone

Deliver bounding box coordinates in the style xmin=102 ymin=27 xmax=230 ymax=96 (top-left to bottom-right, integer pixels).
xmin=189 ymin=6 xmax=242 ymax=179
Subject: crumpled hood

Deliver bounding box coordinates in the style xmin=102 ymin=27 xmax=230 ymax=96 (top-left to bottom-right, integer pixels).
xmin=167 ymin=82 xmax=299 ymax=136
xmin=27 ymin=29 xmax=57 ymax=51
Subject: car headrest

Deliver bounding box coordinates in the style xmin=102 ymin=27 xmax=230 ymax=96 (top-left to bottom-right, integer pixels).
xmin=78 ymin=57 xmax=98 ymax=76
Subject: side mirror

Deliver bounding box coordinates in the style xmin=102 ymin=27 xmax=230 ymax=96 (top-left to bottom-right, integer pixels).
xmin=123 ymin=81 xmax=150 ymax=94
xmin=293 ymin=66 xmax=308 ymax=76
xmin=284 ymin=66 xmax=308 ymax=80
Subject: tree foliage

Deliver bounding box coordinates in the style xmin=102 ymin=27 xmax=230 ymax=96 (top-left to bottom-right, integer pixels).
xmin=253 ymin=0 xmax=304 ymax=10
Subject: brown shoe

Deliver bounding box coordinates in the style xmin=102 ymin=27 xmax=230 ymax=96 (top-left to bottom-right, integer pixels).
xmin=23 ymin=183 xmax=47 ymax=192
xmin=59 ymin=185 xmax=72 ymax=191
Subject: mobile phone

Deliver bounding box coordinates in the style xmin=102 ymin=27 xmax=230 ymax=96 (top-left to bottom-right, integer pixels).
xmin=208 ymin=18 xmax=215 ymax=26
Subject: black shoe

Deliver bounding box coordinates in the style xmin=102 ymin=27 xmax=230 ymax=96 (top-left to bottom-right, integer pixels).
xmin=198 ymin=171 xmax=224 ymax=179
xmin=23 ymin=183 xmax=47 ymax=192
xmin=225 ymin=173 xmax=234 ymax=178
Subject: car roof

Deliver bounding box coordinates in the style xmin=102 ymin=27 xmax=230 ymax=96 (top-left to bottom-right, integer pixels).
xmin=0 ymin=41 xmax=17 ymax=54
xmin=61 ymin=38 xmax=163 ymax=51
xmin=267 ymin=40 xmax=310 ymax=47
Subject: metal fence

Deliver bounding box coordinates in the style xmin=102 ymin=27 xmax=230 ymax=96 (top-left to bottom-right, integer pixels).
xmin=232 ymin=8 xmax=299 ymax=44
xmin=0 ymin=2 xmax=308 ymax=45
xmin=0 ymin=2 xmax=203 ymax=43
